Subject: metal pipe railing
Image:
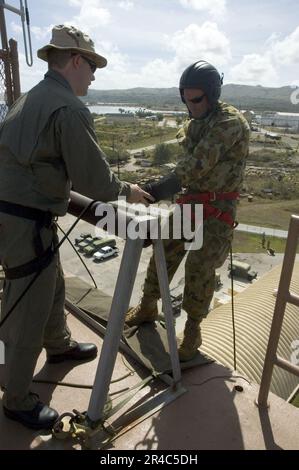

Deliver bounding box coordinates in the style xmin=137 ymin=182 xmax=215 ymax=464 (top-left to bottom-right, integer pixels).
xmin=67 ymin=191 xmax=182 ymax=423
xmin=9 ymin=39 xmax=21 ymax=101
xmin=0 ymin=4 xmax=13 ymax=107
xmin=257 ymin=215 xmax=299 ymax=407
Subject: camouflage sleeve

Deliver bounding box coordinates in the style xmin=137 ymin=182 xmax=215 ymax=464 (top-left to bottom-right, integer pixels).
xmin=57 ymin=107 xmax=131 ymax=201
xmin=175 ymin=116 xmax=244 ymax=187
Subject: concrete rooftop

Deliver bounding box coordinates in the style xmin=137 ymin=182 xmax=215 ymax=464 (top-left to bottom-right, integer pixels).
xmin=1 ymin=215 xmax=299 ymax=450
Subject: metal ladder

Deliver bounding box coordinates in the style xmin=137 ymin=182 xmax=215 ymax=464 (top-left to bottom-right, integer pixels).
xmin=258 ymin=215 xmax=299 ymax=407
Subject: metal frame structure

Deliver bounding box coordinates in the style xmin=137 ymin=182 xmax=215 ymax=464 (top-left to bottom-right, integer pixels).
xmin=67 ymin=192 xmax=182 ymax=423
xmin=0 ymin=0 xmax=32 ymax=112
xmin=258 ymin=215 xmax=299 ymax=407
xmin=0 ymin=0 xmax=33 ymax=66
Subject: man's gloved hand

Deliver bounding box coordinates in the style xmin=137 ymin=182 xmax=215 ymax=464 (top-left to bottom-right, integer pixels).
xmin=127 ymin=184 xmax=154 ymax=206
xmin=142 ymin=173 xmax=182 ymax=202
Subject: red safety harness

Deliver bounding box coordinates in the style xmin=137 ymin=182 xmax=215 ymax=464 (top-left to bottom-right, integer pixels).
xmin=176 ymin=191 xmax=239 ymax=228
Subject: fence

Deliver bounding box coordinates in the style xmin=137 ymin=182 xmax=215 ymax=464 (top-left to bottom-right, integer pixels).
xmin=0 ymin=51 xmax=9 ymax=121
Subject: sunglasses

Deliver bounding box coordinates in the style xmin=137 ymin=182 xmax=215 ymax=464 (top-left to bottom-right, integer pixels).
xmin=186 ymin=94 xmax=206 ymax=104
xmin=81 ymin=55 xmax=97 ymax=74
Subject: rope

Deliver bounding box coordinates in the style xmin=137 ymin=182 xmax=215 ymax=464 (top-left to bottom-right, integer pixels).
xmin=230 ymin=243 xmax=237 ymax=371
xmin=57 ymin=223 xmax=98 ymax=290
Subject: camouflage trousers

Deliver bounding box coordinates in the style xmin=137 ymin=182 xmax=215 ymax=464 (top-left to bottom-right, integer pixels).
xmin=143 ymin=216 xmax=233 ymax=321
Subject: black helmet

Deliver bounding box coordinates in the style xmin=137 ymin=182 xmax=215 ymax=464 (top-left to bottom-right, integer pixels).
xmin=179 ymin=60 xmax=223 ymax=108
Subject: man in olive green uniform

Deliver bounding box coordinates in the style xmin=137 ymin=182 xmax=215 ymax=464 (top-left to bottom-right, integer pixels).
xmin=0 ymin=25 xmax=151 ymax=430
xmin=126 ymin=61 xmax=250 ymax=361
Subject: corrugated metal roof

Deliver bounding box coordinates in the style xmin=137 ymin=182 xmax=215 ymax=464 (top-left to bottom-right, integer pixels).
xmin=200 ymin=262 xmax=299 ymax=400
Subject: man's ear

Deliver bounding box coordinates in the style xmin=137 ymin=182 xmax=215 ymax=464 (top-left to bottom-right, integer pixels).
xmin=71 ymin=53 xmax=81 ymax=70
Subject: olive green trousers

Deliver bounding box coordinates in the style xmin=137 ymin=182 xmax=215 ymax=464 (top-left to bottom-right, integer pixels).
xmin=0 ymin=213 xmax=72 ymax=410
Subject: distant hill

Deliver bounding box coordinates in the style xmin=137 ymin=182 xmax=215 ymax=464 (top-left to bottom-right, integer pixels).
xmin=83 ymin=84 xmax=299 ymax=113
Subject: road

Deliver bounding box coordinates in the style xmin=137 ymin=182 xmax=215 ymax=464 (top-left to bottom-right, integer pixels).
xmin=236 ymin=223 xmax=288 ymax=239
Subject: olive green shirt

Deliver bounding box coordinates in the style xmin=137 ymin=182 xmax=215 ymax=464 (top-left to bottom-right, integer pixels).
xmin=0 ymin=70 xmax=130 ymax=215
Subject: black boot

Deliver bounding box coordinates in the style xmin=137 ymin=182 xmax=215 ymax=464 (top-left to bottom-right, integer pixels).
xmin=3 ymin=401 xmax=58 ymax=430
xmin=47 ymin=342 xmax=98 ymax=364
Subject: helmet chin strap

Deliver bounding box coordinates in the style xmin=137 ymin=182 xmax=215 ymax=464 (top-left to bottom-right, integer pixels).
xmin=187 ymin=106 xmax=212 ymax=120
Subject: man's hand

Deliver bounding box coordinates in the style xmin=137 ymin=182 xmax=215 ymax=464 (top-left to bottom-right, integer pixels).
xmin=142 ymin=173 xmax=182 ymax=202
xmin=127 ymin=184 xmax=155 ymax=206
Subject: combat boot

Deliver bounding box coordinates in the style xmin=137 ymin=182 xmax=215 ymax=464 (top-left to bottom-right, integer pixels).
xmin=125 ymin=299 xmax=158 ymax=327
xmin=178 ymin=318 xmax=202 ymax=362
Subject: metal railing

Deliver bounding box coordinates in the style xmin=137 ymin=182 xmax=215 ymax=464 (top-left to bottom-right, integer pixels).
xmin=67 ymin=192 xmax=182 ymax=423
xmin=258 ymin=215 xmax=299 ymax=406
xmin=0 ymin=1 xmax=25 ymax=121
xmin=0 ymin=40 xmax=20 ymax=121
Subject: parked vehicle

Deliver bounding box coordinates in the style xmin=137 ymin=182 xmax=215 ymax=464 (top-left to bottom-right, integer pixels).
xmin=75 ymin=233 xmax=92 ymax=245
xmin=228 ymin=261 xmax=257 ymax=281
xmin=83 ymin=245 xmax=98 ymax=257
xmin=93 ymin=238 xmax=116 ymax=249
xmin=93 ymin=246 xmax=119 ymax=262
xmin=76 ymin=236 xmax=116 ymax=254
xmin=76 ymin=237 xmax=93 ymax=250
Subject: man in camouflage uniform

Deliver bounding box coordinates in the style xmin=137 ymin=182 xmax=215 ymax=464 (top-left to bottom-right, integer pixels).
xmin=0 ymin=25 xmax=151 ymax=430
xmin=126 ymin=61 xmax=250 ymax=362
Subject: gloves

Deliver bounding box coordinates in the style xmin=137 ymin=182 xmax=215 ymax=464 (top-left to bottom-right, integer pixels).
xmin=142 ymin=172 xmax=182 ymax=202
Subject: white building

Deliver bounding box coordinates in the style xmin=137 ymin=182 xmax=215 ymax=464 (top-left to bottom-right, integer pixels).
xmin=261 ymin=112 xmax=299 ymax=130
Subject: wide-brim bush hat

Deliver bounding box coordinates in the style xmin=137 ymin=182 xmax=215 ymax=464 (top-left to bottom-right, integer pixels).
xmin=37 ymin=24 xmax=107 ymax=69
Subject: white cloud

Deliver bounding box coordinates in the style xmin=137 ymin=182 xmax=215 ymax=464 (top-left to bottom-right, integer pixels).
xmin=31 ymin=25 xmax=53 ymax=41
xmin=231 ymin=54 xmax=278 ymax=86
xmin=94 ymin=22 xmax=230 ymax=89
xmin=168 ymin=22 xmax=231 ymax=69
xmin=67 ymin=0 xmax=111 ymax=32
xmin=270 ymin=26 xmax=299 ymax=65
xmin=18 ymin=53 xmax=45 ymax=92
xmin=118 ymin=1 xmax=134 ymax=10
xmin=139 ymin=59 xmax=179 ymax=88
xmin=231 ymin=25 xmax=299 ymax=86
xmin=179 ymin=0 xmax=226 ymax=17
xmin=10 ymin=22 xmax=23 ymax=35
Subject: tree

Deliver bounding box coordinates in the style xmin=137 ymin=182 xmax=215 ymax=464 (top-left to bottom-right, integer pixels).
xmin=153 ymin=143 xmax=172 ymax=165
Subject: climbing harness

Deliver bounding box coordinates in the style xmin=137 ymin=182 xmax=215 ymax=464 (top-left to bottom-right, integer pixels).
xmin=176 ymin=191 xmax=239 ymax=228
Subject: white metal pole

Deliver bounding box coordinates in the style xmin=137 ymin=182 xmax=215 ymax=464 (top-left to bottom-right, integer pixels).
xmin=87 ymin=237 xmax=144 ymax=422
xmin=153 ymin=237 xmax=182 ymax=385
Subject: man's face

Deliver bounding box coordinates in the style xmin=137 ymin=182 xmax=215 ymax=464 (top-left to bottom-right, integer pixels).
xmin=74 ymin=55 xmax=96 ymax=96
xmin=183 ymin=88 xmax=210 ymax=119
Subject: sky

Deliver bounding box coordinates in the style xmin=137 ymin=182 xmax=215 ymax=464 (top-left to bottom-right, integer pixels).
xmin=2 ymin=0 xmax=299 ymax=91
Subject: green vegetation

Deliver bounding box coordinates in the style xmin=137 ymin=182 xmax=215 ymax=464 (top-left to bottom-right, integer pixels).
xmin=95 ymin=120 xmax=177 ymax=152
xmin=93 ymin=118 xmax=299 ymax=239
xmin=83 ymin=84 xmax=299 ymax=112
xmin=151 ymin=142 xmax=181 ymax=165
xmin=237 ymin=199 xmax=299 ymax=230
xmin=232 ymin=231 xmax=299 ymax=253
xmin=244 ymin=173 xmax=299 ymax=200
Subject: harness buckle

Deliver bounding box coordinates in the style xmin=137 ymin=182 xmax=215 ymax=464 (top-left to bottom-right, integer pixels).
xmin=214 ymin=208 xmax=222 ymax=219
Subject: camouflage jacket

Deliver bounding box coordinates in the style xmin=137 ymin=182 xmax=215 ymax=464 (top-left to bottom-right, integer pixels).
xmin=0 ymin=70 xmax=130 ymax=216
xmin=175 ymin=101 xmax=250 ymax=194
xmin=174 ymin=101 xmax=250 ymax=219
